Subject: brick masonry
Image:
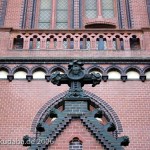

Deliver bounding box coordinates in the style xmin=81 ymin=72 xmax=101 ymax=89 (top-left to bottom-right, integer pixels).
xmin=0 ymin=80 xmax=150 ymax=149
xmin=4 ymin=0 xmax=23 ymax=28
xmin=48 ymin=120 xmax=104 ymax=150
xmin=0 ymin=1 xmax=150 ymax=150
xmin=130 ymin=0 xmax=149 ymax=28
xmin=0 ymin=0 xmax=149 ymax=29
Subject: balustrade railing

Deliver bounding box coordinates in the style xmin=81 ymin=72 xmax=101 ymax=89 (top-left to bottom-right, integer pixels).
xmin=10 ymin=29 xmax=144 ymax=50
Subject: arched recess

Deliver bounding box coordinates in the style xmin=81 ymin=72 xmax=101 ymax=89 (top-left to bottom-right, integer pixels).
xmin=12 ymin=66 xmax=29 ymax=79
xmin=31 ymin=91 xmax=123 ymax=136
xmin=31 ymin=66 xmax=48 ymax=79
xmin=0 ymin=66 xmax=10 ymax=79
xmin=0 ymin=69 xmax=9 ymax=79
xmin=49 ymin=66 xmax=67 ymax=74
xmin=143 ymin=67 xmax=150 ymax=79
xmin=125 ymin=66 xmax=141 ymax=80
xmin=69 ymin=137 xmax=83 ymax=150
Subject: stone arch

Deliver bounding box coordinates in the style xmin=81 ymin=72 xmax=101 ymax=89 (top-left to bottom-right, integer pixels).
xmin=31 ymin=65 xmax=48 ymax=74
xmin=0 ymin=66 xmax=10 ymax=79
xmin=143 ymin=66 xmax=150 ymax=79
xmin=87 ymin=66 xmax=104 ymax=74
xmin=143 ymin=66 xmax=150 ymax=74
xmin=106 ymin=66 xmax=123 ymax=74
xmin=12 ymin=65 xmax=29 ymax=74
xmin=49 ymin=66 xmax=67 ymax=74
xmin=124 ymin=66 xmax=142 ymax=75
xmin=0 ymin=65 xmax=11 ymax=74
xmin=31 ymin=91 xmax=123 ymax=136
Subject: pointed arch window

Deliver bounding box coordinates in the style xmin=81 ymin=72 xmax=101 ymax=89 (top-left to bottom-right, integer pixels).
xmin=38 ymin=0 xmax=52 ymax=29
xmin=56 ymin=0 xmax=68 ymax=29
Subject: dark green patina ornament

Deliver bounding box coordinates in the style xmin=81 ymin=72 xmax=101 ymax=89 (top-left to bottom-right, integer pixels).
xmin=23 ymin=60 xmax=129 ymax=150
xmin=51 ymin=60 xmax=101 ymax=99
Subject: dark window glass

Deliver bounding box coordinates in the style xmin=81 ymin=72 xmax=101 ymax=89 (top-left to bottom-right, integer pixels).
xmin=14 ymin=38 xmax=23 ymax=49
xmin=130 ymin=36 xmax=141 ymax=50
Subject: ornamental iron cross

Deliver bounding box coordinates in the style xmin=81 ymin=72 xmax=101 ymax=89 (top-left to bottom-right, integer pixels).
xmin=51 ymin=60 xmax=101 ymax=98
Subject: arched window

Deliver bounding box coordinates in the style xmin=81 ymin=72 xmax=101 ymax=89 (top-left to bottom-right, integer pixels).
xmin=56 ymin=0 xmax=68 ymax=29
xmin=38 ymin=0 xmax=52 ymax=29
xmin=102 ymin=0 xmax=114 ymax=18
xmin=85 ymin=0 xmax=97 ymax=19
xmin=69 ymin=138 xmax=82 ymax=150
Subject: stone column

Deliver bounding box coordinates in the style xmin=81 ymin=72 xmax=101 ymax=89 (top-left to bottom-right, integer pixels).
xmin=74 ymin=39 xmax=80 ymax=50
xmin=124 ymin=38 xmax=130 ymax=50
xmin=51 ymin=0 xmax=56 ymax=29
xmin=23 ymin=38 xmax=30 ymax=49
xmin=73 ymin=0 xmax=80 ymax=28
xmin=98 ymin=0 xmax=103 ymax=18
xmin=41 ymin=39 xmax=46 ymax=49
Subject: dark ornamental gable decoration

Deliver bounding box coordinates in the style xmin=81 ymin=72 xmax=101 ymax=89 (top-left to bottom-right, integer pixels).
xmin=23 ymin=60 xmax=129 ymax=150
xmin=51 ymin=60 xmax=101 ymax=99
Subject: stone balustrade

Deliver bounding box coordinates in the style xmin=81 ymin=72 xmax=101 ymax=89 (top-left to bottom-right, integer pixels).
xmin=9 ymin=29 xmax=144 ymax=50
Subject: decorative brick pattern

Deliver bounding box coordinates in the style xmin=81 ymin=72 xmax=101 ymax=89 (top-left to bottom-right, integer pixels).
xmin=49 ymin=120 xmax=104 ymax=150
xmin=130 ymin=0 xmax=149 ymax=28
xmin=24 ymin=0 xmax=36 ymax=29
xmin=73 ymin=0 xmax=80 ymax=28
xmin=30 ymin=90 xmax=123 ymax=135
xmin=0 ymin=80 xmax=150 ymax=149
xmin=0 ymin=1 xmax=150 ymax=150
xmin=117 ymin=0 xmax=124 ymax=28
xmin=4 ymin=0 xmax=24 ymax=28
xmin=9 ymin=29 xmax=145 ymax=50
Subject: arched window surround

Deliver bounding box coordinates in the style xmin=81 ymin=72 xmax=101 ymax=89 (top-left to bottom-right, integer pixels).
xmin=69 ymin=137 xmax=83 ymax=150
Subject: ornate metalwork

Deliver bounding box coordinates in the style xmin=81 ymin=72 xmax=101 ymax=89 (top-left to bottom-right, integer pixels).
xmin=23 ymin=60 xmax=130 ymax=150
xmin=51 ymin=60 xmax=101 ymax=98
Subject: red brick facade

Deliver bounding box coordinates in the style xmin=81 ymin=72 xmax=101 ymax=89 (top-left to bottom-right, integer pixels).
xmin=0 ymin=81 xmax=150 ymax=149
xmin=0 ymin=0 xmax=150 ymax=150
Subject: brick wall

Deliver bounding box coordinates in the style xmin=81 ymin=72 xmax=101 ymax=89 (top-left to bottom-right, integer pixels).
xmin=0 ymin=31 xmax=10 ymax=50
xmin=1 ymin=0 xmax=150 ymax=29
xmin=130 ymin=0 xmax=149 ymax=28
xmin=1 ymin=48 xmax=150 ymax=59
xmin=0 ymin=80 xmax=150 ymax=149
xmin=4 ymin=0 xmax=23 ymax=28
xmin=48 ymin=120 xmax=104 ymax=150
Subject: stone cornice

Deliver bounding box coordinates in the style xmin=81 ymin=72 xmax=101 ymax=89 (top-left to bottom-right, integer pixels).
xmin=0 ymin=27 xmax=150 ymax=33
xmin=0 ymin=57 xmax=150 ymax=64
